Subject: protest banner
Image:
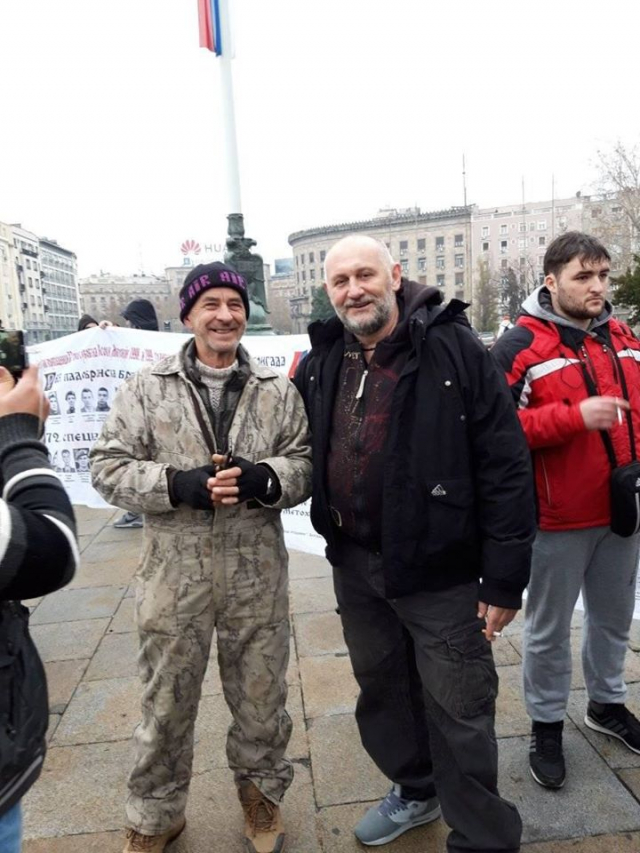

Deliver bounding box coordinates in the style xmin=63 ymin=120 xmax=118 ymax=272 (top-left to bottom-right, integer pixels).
xmin=28 ymin=327 xmax=325 ymax=556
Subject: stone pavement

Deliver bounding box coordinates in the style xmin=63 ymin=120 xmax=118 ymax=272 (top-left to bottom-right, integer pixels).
xmin=21 ymin=506 xmax=640 ymax=852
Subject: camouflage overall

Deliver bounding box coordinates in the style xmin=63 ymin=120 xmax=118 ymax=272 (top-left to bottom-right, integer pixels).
xmin=90 ymin=343 xmax=312 ymax=834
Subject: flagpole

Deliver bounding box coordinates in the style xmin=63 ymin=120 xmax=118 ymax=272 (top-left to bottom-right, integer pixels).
xmin=217 ymin=0 xmax=242 ymax=215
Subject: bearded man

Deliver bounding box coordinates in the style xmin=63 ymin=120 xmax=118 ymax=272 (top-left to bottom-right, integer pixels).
xmin=294 ymin=235 xmax=534 ymax=853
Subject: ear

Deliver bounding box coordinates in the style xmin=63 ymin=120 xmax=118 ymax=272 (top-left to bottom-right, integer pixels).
xmin=391 ymin=262 xmax=402 ymax=291
xmin=545 ymin=273 xmax=557 ymax=295
xmin=183 ymin=313 xmax=194 ymax=331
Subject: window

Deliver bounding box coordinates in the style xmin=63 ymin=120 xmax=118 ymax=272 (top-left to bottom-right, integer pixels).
xmin=500 ymin=240 xmax=508 ymax=253
xmin=301 ymin=254 xmax=305 ymax=265
xmin=401 ymin=259 xmax=409 ymax=273
xmin=482 ymin=241 xmax=489 ymax=252
xmin=500 ymin=224 xmax=508 ymax=235
xmin=435 ymin=236 xmax=444 ymax=252
xmin=302 ymin=271 xmax=306 ymax=282
xmin=518 ymin=238 xmax=526 ymax=248
xmin=519 ymin=257 xmax=526 ymax=267
xmin=454 ymin=234 xmax=464 ymax=247
xmin=310 ymin=269 xmax=315 ymax=281
xmin=482 ymin=226 xmax=489 ymax=238
xmin=417 ymin=238 xmax=426 ymax=252
xmin=529 ymin=222 xmax=535 ymax=231
xmin=455 ymin=272 xmax=464 ymax=287
xmin=454 ymin=254 xmax=464 ymax=268
xmin=436 ymin=257 xmax=445 ymax=270
xmin=538 ymin=273 xmax=545 ymax=285
xmin=320 ymin=250 xmax=326 ymax=262
xmin=538 ymin=236 xmax=546 ymax=246
xmin=501 ymin=259 xmax=508 ymax=269
xmin=455 ymin=290 xmax=465 ymax=301
xmin=309 ymin=252 xmax=314 ymax=263
xmin=26 ymin=258 xmax=31 ymax=269
xmin=537 ymin=221 xmax=547 ymax=231
xmin=437 ymin=274 xmax=445 ymax=287
xmin=519 ymin=222 xmax=527 ymax=233
xmin=399 ymin=240 xmax=408 ymax=256
xmin=591 ymin=208 xmax=602 ymax=218
xmin=418 ymin=257 xmax=427 ymax=272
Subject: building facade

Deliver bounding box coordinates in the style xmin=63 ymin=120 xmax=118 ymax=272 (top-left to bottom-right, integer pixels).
xmin=288 ymin=206 xmax=474 ymax=331
xmin=39 ymin=238 xmax=79 ymax=339
xmin=78 ymin=271 xmax=182 ymax=331
xmin=0 ymin=223 xmax=24 ymax=330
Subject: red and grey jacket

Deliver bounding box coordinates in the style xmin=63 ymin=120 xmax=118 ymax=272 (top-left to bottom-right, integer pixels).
xmin=491 ymin=286 xmax=640 ymax=531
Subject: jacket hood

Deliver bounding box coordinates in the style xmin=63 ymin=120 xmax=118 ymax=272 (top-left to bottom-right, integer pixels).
xmin=307 ymin=279 xmax=468 ymax=348
xmin=78 ymin=314 xmax=98 ymax=331
xmin=121 ymin=299 xmax=159 ymax=331
xmin=521 ymin=285 xmax=612 ymax=331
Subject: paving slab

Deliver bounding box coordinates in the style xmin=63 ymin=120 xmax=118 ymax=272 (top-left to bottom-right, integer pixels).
xmin=77 ymin=534 xmax=96 ymax=553
xmin=22 ymin=741 xmax=129 ymax=837
xmin=24 ymin=832 xmax=123 ymax=852
xmin=308 ymin=714 xmax=387 ymax=807
xmin=495 ymin=664 xmax=535 ymax=738
xmin=521 ymin=833 xmax=640 ymax=852
xmin=52 ymin=676 xmax=140 ymax=745
xmin=85 ymin=631 xmax=139 ymax=681
xmin=567 ymin=684 xmax=640 ymax=770
xmin=493 ymin=637 xmax=522 ymax=667
xmin=618 ymin=767 xmax=640 ymax=799
xmin=45 ymin=658 xmax=89 ymax=713
xmin=31 ymin=617 xmax=110 ymax=662
xmin=298 ymin=654 xmax=359 ymax=718
xmin=294 ymin=610 xmax=347 ymax=657
xmin=30 ymin=585 xmax=126 ymax=625
xmin=107 ymin=595 xmax=135 ymax=633
xmin=497 ymin=731 xmax=640 ymax=843
xmin=290 ymin=576 xmax=337 ymax=614
xmin=67 ymin=553 xmax=139 ymax=590
xmin=317 ymin=800 xmax=449 ymax=852
xmin=92 ymin=525 xmax=144 ymax=545
xmin=288 ymin=548 xmax=332 ymax=580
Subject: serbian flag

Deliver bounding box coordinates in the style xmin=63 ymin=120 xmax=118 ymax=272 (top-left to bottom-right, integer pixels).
xmin=198 ymin=0 xmax=222 ymax=55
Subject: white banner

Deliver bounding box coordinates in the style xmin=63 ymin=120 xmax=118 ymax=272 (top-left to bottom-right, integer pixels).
xmin=28 ymin=327 xmax=326 ymax=557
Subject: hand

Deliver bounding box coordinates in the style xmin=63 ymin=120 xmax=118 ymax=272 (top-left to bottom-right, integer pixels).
xmin=0 ymin=366 xmax=50 ymax=422
xmin=579 ymin=396 xmax=629 ymax=430
xmin=477 ymin=601 xmax=518 ymax=642
xmin=98 ymin=320 xmax=113 ymax=329
xmin=171 ymin=465 xmax=216 ymax=510
xmin=208 ymin=455 xmax=277 ymax=506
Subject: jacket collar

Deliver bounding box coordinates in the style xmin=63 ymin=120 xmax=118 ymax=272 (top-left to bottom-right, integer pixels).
xmin=150 ymin=338 xmax=278 ymax=380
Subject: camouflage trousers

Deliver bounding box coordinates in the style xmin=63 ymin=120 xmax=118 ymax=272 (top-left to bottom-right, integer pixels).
xmin=126 ymin=531 xmax=293 ymax=835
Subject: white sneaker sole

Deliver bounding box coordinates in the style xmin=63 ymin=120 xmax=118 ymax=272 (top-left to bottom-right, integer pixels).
xmin=355 ymin=804 xmax=442 ymax=846
xmin=584 ymin=715 xmax=640 ymax=754
xmin=529 ymin=764 xmax=565 ymax=789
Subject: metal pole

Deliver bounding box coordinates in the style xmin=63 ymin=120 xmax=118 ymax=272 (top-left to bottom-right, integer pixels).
xmin=218 ymin=0 xmax=242 ymax=214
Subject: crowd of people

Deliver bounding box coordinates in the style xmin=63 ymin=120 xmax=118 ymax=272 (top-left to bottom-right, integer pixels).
xmin=1 ymin=231 xmax=639 ymax=853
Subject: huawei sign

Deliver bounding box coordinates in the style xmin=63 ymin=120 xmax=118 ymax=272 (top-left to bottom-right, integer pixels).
xmin=181 ymin=240 xmax=201 ymax=255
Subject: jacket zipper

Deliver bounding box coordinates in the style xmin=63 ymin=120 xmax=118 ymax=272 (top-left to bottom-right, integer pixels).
xmin=540 ymin=454 xmax=552 ymax=506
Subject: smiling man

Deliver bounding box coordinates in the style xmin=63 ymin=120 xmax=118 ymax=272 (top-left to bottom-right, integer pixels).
xmin=294 ymin=235 xmax=534 ymax=853
xmin=492 ymin=231 xmax=640 ymax=790
xmin=90 ymin=262 xmax=311 ymax=853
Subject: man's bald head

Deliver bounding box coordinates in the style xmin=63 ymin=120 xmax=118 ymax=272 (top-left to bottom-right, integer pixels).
xmin=324 ymin=235 xmax=395 ymax=283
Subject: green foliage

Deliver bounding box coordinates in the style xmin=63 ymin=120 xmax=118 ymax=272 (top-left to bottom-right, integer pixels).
xmin=501 ymin=267 xmax=527 ymax=326
xmin=474 ymin=259 xmax=499 ymax=332
xmin=612 ymin=255 xmax=640 ymax=324
xmin=309 ymin=285 xmax=335 ymax=322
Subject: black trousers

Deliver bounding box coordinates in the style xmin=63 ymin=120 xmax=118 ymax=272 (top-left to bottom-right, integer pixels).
xmin=332 ymin=537 xmax=522 ymax=853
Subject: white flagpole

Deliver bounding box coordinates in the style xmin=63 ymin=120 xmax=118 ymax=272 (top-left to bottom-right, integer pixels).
xmin=217 ymin=0 xmax=242 ymax=215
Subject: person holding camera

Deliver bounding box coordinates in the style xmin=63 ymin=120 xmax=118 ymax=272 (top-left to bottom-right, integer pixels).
xmin=0 ymin=365 xmax=79 ymax=851
xmin=492 ymin=231 xmax=640 ymax=790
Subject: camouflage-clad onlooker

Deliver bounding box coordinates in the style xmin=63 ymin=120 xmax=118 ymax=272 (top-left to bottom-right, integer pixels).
xmin=90 ymin=262 xmax=312 ymax=853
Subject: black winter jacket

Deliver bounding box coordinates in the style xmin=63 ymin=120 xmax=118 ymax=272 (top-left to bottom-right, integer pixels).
xmin=293 ymin=284 xmax=535 ymax=608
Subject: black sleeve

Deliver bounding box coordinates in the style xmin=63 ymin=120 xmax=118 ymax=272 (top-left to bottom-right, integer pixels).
xmin=0 ymin=413 xmax=78 ymax=601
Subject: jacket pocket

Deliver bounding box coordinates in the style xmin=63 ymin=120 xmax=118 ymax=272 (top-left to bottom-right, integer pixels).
xmin=423 ymin=477 xmax=475 ymax=544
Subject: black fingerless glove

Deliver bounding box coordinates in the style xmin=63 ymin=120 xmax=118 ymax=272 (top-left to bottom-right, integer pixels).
xmin=233 ymin=457 xmax=281 ymax=505
xmin=168 ymin=465 xmax=216 ymax=510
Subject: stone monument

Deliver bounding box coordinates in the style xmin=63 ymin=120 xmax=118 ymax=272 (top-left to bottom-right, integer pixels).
xmin=224 ymin=214 xmax=273 ymax=334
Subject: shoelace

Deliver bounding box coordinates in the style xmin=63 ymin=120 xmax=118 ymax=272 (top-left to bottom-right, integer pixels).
xmin=125 ymin=829 xmax=157 ymax=851
xmin=533 ymin=729 xmax=562 ymax=757
xmin=244 ymin=796 xmax=278 ymax=832
xmin=378 ymin=790 xmax=408 ymax=817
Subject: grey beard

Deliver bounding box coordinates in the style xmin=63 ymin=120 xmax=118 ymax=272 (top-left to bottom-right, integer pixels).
xmin=337 ymin=294 xmax=395 ymax=337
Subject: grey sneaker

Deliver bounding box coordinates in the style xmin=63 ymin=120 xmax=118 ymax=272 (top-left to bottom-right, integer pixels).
xmin=114 ymin=512 xmax=143 ymax=529
xmin=354 ymin=785 xmax=441 ymax=846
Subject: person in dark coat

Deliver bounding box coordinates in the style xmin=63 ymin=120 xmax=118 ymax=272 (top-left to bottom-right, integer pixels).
xmin=293 ymin=234 xmax=535 ymax=853
xmin=121 ymin=299 xmax=159 ymax=331
xmin=0 ymin=366 xmax=78 ymax=852
xmin=77 ymin=314 xmax=98 ymax=331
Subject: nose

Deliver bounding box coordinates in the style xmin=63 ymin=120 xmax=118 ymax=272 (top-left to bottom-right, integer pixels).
xmin=346 ymin=276 xmax=364 ymax=299
xmin=216 ymin=301 xmax=234 ymax=321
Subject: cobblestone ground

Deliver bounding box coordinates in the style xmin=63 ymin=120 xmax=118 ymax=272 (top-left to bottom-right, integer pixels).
xmin=21 ymin=507 xmax=640 ymax=851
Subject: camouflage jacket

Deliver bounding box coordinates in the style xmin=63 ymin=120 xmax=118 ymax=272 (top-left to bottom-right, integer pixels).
xmin=90 ymin=341 xmax=312 ymax=584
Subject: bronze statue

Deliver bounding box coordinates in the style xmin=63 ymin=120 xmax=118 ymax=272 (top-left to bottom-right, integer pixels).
xmin=224 ymin=214 xmax=270 ymax=330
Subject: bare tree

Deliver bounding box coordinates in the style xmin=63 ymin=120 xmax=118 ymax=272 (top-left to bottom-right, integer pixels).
xmin=591 ymin=141 xmax=640 ymax=272
xmin=474 ymin=259 xmax=499 ymax=332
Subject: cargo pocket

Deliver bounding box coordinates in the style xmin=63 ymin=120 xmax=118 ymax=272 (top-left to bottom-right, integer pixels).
xmin=443 ymin=620 xmax=498 ymax=718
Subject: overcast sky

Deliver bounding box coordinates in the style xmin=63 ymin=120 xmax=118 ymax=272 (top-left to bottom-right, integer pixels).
xmin=1 ymin=0 xmax=639 ymax=278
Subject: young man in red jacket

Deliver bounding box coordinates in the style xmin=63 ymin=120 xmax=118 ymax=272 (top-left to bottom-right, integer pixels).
xmin=492 ymin=231 xmax=640 ymax=790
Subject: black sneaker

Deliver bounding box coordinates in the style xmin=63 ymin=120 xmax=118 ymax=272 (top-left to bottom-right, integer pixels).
xmin=529 ymin=721 xmax=566 ymax=789
xmin=585 ymin=701 xmax=640 ymax=754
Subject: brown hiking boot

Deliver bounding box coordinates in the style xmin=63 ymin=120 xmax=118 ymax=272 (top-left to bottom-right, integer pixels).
xmin=238 ymin=781 xmax=285 ymax=853
xmin=122 ymin=818 xmax=186 ymax=852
